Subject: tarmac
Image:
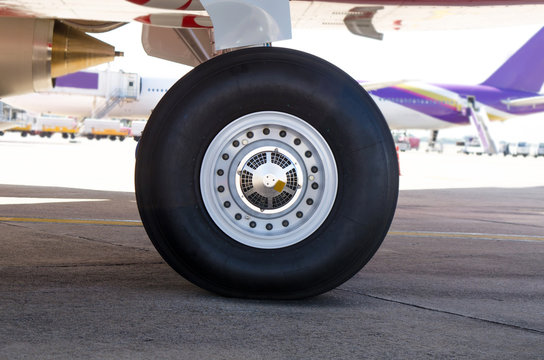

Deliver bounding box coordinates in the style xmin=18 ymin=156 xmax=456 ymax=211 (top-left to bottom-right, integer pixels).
xmin=0 ymin=133 xmax=543 ymax=359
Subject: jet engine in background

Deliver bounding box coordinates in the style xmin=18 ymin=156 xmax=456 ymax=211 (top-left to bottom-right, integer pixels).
xmin=0 ymin=17 xmax=122 ymax=97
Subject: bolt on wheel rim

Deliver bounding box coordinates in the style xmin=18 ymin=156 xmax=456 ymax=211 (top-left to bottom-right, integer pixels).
xmin=200 ymin=112 xmax=338 ymax=249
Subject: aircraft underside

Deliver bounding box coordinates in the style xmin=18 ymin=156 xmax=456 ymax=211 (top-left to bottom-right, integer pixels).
xmin=2 ymin=0 xmax=543 ymax=298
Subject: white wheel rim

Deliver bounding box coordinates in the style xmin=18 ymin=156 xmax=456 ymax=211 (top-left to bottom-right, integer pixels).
xmin=200 ymin=111 xmax=338 ymax=249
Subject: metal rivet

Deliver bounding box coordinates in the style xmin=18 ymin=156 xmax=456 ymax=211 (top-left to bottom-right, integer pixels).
xmin=217 ymin=169 xmax=224 ymax=176
xmin=235 ymin=213 xmax=242 ymax=220
xmin=311 ymin=166 xmax=318 ymax=173
xmin=312 ymin=183 xmax=319 ymax=190
xmin=263 ymin=128 xmax=270 ymax=135
xmin=266 ymin=223 xmax=273 ymax=230
xmin=247 ymin=131 xmax=254 ymax=138
xmin=249 ymin=221 xmax=256 ymax=228
xmin=306 ymin=198 xmax=314 ymax=205
xmin=224 ymin=201 xmax=231 ymax=208
xmin=218 ymin=186 xmax=225 ymax=193
xmin=232 ymin=140 xmax=240 ymax=147
xmin=305 ymin=151 xmax=312 ymax=158
xmin=294 ymin=138 xmax=301 ymax=146
xmin=296 ymin=211 xmax=303 ymax=218
xmin=282 ymin=220 xmax=289 ymax=227
xmin=222 ymin=153 xmax=229 ymax=160
xmin=279 ymin=130 xmax=287 ymax=138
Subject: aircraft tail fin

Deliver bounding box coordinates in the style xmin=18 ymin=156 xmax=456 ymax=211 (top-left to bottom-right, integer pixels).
xmin=481 ymin=27 xmax=544 ymax=93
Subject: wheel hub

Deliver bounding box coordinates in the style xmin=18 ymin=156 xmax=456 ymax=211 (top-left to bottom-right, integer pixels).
xmin=237 ymin=147 xmax=302 ymax=213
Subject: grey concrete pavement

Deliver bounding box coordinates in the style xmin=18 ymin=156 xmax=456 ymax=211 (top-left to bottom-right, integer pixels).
xmin=1 ymin=184 xmax=543 ymax=359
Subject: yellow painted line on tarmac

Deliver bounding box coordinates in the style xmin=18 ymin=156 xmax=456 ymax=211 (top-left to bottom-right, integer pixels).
xmin=389 ymin=231 xmax=544 ymax=242
xmin=0 ymin=216 xmax=143 ymax=227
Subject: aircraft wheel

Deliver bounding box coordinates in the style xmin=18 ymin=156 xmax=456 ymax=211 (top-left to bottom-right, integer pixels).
xmin=135 ymin=47 xmax=398 ymax=299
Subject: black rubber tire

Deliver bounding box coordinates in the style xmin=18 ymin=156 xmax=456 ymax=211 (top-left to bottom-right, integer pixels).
xmin=135 ymin=47 xmax=398 ymax=299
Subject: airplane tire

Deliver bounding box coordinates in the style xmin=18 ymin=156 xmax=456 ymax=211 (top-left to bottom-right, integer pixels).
xmin=135 ymin=47 xmax=398 ymax=299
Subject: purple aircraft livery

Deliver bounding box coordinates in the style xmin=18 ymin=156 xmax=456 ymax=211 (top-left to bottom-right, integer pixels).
xmin=368 ymin=27 xmax=544 ymax=132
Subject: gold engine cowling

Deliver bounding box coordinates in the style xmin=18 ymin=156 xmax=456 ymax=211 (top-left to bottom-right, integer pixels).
xmin=0 ymin=18 xmax=121 ymax=97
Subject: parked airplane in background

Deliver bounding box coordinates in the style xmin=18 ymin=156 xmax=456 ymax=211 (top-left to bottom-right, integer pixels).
xmin=3 ymin=71 xmax=176 ymax=120
xmin=368 ymin=26 xmax=544 ymax=153
xmin=2 ymin=0 xmax=544 ymax=300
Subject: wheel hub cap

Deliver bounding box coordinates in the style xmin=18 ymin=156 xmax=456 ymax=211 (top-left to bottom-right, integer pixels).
xmin=237 ymin=147 xmax=303 ymax=213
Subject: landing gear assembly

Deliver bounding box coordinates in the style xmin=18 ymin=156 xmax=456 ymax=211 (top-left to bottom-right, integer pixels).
xmin=135 ymin=48 xmax=398 ymax=299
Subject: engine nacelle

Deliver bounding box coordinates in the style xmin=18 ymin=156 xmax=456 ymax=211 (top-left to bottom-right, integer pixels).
xmin=0 ymin=18 xmax=120 ymax=97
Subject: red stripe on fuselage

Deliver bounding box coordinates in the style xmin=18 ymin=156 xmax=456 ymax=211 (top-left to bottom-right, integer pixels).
xmin=134 ymin=14 xmax=151 ymax=24
xmin=126 ymin=0 xmax=150 ymax=5
xmin=181 ymin=14 xmax=209 ymax=28
xmin=178 ymin=0 xmax=192 ymax=10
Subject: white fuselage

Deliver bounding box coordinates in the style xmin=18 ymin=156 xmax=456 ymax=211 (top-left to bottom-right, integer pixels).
xmin=3 ymin=73 xmax=176 ymax=120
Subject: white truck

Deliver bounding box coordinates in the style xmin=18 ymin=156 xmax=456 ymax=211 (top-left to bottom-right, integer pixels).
xmin=507 ymin=142 xmax=531 ymax=157
xmin=80 ymin=118 xmax=130 ymax=141
xmin=35 ymin=116 xmax=79 ymax=138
